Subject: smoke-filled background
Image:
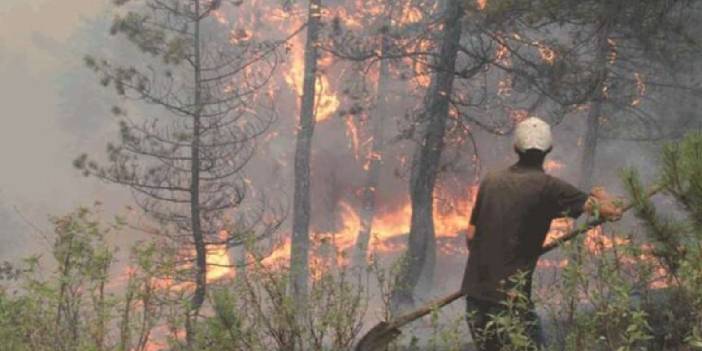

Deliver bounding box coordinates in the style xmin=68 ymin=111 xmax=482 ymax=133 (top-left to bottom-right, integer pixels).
xmin=1 ymin=0 xmax=691 ymax=264
xmin=0 ymin=0 xmax=702 ymax=350
xmin=1 ymin=1 xmax=702 ymax=349
xmin=0 ymin=0 xmax=697 ymax=285
xmin=0 ymin=0 xmax=126 ymax=259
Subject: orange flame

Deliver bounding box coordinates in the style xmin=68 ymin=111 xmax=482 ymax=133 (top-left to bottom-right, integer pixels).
xmin=399 ymin=5 xmax=423 ymax=24
xmin=345 ymin=116 xmax=361 ymax=160
xmin=496 ymin=43 xmax=510 ymax=63
xmin=631 ymin=72 xmax=646 ymax=107
xmin=607 ymin=38 xmax=618 ymax=65
xmin=147 ymin=231 xmax=234 ymax=292
xmin=537 ymin=43 xmax=556 ymax=64
xmin=262 ymin=201 xmax=361 ymax=268
xmin=206 ymin=230 xmax=235 ymax=282
xmin=261 ymin=185 xmax=479 ymax=267
xmin=406 ymin=39 xmax=433 ymax=89
xmin=282 ymin=16 xmax=340 ymax=122
xmin=544 ymin=160 xmax=564 ymax=173
xmin=368 ymin=185 xmax=478 ymax=254
xmin=583 ymin=227 xmax=630 ymax=254
xmin=260 ymin=239 xmax=292 ymax=267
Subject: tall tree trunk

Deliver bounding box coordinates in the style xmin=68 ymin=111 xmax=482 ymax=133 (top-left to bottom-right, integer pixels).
xmin=352 ymin=31 xmax=391 ymax=268
xmin=570 ymin=15 xmax=613 ymax=327
xmin=579 ymin=19 xmax=612 ymax=189
xmin=390 ymin=0 xmax=463 ymax=311
xmin=290 ymin=0 xmax=322 ymax=301
xmin=186 ymin=1 xmax=206 ymax=346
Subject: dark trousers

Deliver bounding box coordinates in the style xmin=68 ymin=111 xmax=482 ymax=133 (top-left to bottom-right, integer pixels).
xmin=465 ymin=297 xmax=544 ymax=351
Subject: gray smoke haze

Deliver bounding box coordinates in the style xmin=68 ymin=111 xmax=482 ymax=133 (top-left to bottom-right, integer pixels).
xmin=0 ymin=0 xmax=130 ymax=260
xmin=0 ymin=0 xmax=692 ymax=280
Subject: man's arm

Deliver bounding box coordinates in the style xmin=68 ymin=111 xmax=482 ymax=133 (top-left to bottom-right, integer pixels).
xmin=547 ymin=177 xmax=623 ymax=221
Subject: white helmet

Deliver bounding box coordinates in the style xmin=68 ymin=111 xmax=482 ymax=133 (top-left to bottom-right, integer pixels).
xmin=514 ymin=117 xmax=552 ymax=152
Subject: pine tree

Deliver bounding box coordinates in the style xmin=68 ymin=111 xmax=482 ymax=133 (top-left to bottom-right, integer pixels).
xmin=622 ymin=132 xmax=702 ymax=348
xmin=75 ymin=0 xmax=278 ymax=345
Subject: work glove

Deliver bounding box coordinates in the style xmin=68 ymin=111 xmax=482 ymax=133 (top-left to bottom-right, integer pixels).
xmin=586 ymin=186 xmax=624 ymax=221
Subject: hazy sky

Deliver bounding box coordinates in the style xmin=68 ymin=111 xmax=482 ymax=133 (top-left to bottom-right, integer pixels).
xmin=0 ymin=0 xmax=122 ymax=256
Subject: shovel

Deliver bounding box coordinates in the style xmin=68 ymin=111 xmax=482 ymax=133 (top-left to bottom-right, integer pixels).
xmin=354 ymin=184 xmax=662 ymax=351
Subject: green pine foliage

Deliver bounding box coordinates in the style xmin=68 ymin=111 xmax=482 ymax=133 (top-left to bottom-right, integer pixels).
xmin=621 ymin=132 xmax=702 ymax=349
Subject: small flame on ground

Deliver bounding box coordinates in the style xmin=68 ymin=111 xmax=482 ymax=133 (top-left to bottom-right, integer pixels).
xmin=263 ymin=185 xmax=479 ymax=266
xmin=206 ymin=230 xmax=235 ymax=282
xmin=537 ymin=43 xmax=556 ymax=64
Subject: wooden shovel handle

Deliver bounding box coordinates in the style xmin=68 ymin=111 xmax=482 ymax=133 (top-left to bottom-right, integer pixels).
xmin=355 ymin=184 xmax=664 ymax=351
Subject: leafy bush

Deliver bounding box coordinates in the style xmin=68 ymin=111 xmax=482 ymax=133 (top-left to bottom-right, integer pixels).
xmin=0 ymin=208 xmax=371 ymax=351
xmin=0 ymin=206 xmax=120 ymax=351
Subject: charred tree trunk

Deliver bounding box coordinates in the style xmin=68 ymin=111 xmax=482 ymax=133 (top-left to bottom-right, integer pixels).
xmin=186 ymin=1 xmax=206 ymax=346
xmin=390 ymin=0 xmax=463 ymax=311
xmin=353 ymin=31 xmax=392 ymax=268
xmin=290 ymin=0 xmax=322 ymax=301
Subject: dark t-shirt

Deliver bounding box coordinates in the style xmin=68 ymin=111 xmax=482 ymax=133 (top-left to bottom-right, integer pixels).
xmin=461 ymin=163 xmax=589 ymax=303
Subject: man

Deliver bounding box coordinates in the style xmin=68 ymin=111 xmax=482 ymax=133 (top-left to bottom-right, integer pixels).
xmin=462 ymin=117 xmax=623 ymax=350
